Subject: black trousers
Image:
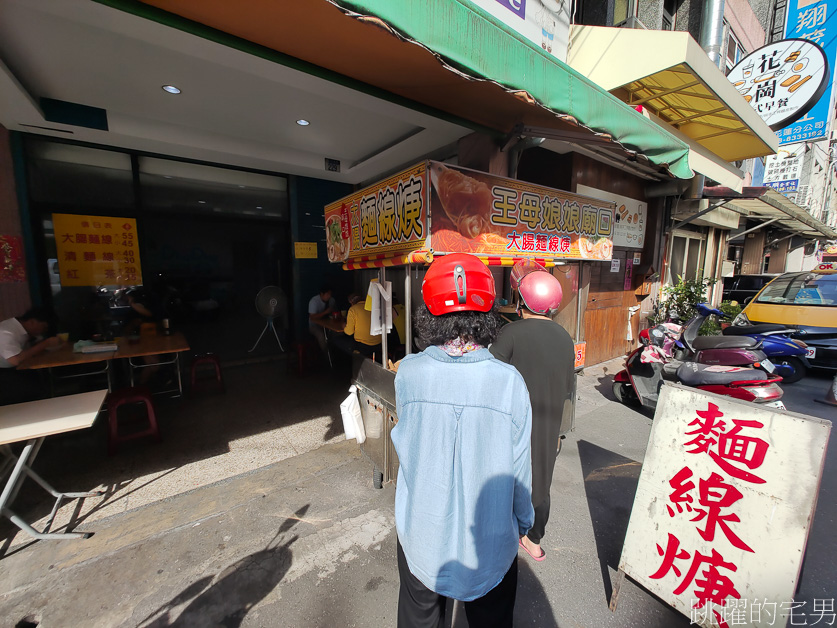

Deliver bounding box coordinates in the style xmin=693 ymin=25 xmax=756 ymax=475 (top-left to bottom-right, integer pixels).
xmin=526 ymin=495 xmax=550 ymax=545
xmin=396 ymin=538 xmax=517 ymax=628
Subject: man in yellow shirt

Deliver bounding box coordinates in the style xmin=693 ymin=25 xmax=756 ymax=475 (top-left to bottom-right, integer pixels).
xmin=333 ymin=294 xmax=382 ymax=360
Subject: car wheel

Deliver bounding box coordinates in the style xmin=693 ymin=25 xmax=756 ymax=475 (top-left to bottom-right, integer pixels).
xmin=776 ymin=356 xmax=806 ymax=384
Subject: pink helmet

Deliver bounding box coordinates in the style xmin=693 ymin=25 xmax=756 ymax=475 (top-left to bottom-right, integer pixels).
xmin=511 ymin=260 xmax=563 ymax=315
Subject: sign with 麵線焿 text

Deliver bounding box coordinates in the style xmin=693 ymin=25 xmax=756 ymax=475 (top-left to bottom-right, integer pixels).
xmin=618 ymin=383 xmax=830 ymax=627
xmin=323 ymin=161 xmax=616 ymax=264
xmin=53 ymin=213 xmax=142 ymax=287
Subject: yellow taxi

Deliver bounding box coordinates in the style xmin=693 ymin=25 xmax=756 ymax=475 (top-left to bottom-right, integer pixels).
xmin=733 ymin=262 xmax=837 ymax=369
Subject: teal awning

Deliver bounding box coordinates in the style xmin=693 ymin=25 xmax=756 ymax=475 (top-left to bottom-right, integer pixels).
xmin=333 ymin=0 xmax=693 ymax=179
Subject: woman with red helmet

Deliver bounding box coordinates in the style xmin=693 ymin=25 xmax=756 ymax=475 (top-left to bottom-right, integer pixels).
xmin=392 ymin=253 xmax=534 ymax=628
xmin=490 ymin=259 xmax=574 ymax=563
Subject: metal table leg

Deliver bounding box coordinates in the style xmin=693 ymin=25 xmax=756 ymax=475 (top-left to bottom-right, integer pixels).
xmin=0 ymin=440 xmax=104 ymax=540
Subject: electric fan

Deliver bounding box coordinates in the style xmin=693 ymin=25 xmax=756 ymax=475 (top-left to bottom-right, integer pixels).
xmin=249 ymin=286 xmax=286 ymax=352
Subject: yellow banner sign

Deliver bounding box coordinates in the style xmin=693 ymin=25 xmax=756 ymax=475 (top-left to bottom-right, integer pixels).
xmin=294 ymin=242 xmax=318 ymax=259
xmin=53 ymin=213 xmax=143 ymax=287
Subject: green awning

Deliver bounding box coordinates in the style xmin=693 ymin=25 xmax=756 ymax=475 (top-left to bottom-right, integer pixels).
xmin=332 ymin=0 xmax=693 ymax=179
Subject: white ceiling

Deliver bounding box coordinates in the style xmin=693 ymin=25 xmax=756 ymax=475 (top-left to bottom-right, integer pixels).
xmin=0 ymin=0 xmax=471 ymax=184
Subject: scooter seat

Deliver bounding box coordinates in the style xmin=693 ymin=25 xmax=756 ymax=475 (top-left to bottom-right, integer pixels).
xmin=723 ymin=323 xmax=789 ymax=336
xmin=692 ymin=335 xmax=759 ymax=350
xmin=677 ymin=362 xmax=767 ymax=386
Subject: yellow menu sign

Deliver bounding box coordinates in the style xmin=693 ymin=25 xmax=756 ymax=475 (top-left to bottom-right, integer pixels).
xmin=53 ymin=213 xmax=143 ymax=287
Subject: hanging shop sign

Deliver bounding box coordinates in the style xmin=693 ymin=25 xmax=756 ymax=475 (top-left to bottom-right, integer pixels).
xmin=324 ymin=161 xmax=616 ymax=264
xmin=616 ymin=384 xmax=830 ymax=627
xmin=576 ymin=186 xmax=645 ymax=249
xmin=762 ymin=143 xmax=805 ymax=193
xmin=53 ymin=213 xmax=143 ymax=287
xmin=728 ymin=36 xmax=830 ymax=144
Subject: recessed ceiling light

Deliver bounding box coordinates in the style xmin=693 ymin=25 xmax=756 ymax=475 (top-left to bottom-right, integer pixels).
xmin=162 ymin=85 xmax=181 ymax=94
xmin=198 ymin=200 xmax=206 ymax=204
xmin=296 ymin=119 xmax=310 ymax=126
xmin=256 ymin=206 xmax=263 ymax=209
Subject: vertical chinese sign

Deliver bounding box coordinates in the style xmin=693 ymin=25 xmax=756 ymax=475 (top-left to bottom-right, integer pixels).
xmin=780 ymin=0 xmax=837 ymax=144
xmin=618 ymin=384 xmax=830 ymax=628
xmin=53 ymin=213 xmax=143 ymax=287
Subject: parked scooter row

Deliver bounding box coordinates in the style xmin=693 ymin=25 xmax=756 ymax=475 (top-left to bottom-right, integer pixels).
xmin=613 ymin=304 xmax=787 ymax=410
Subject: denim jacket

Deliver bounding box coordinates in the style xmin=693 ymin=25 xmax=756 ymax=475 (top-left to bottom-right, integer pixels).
xmin=392 ymin=346 xmax=534 ymax=601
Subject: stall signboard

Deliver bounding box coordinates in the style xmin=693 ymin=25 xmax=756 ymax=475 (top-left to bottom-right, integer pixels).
xmin=427 ymin=163 xmax=615 ymax=261
xmin=324 ymin=163 xmax=429 ymax=263
xmin=617 ymin=384 xmax=830 ymax=628
xmin=325 ymin=161 xmax=616 ymax=263
xmin=727 ymin=37 xmax=830 ymax=143
xmin=53 ymin=213 xmax=142 ymax=287
xmin=576 ymin=185 xmax=645 ymax=249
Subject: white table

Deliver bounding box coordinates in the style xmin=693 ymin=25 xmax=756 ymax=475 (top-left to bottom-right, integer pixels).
xmin=0 ymin=390 xmax=107 ymax=540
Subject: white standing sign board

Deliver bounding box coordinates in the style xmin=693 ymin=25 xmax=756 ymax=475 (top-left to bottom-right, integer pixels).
xmin=617 ymin=384 xmax=830 ymax=627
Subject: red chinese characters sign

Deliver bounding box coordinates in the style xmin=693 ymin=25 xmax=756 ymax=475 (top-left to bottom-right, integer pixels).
xmin=53 ymin=213 xmax=143 ymax=287
xmin=323 ymin=161 xmax=615 ymax=264
xmin=618 ymin=384 xmax=830 ymax=627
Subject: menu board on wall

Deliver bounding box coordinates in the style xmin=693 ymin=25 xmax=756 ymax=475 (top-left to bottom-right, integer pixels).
xmin=576 ymin=185 xmax=645 ymax=249
xmin=53 ymin=213 xmax=143 ymax=287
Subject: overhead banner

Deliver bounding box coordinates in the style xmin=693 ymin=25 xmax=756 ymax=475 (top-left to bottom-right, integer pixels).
xmin=727 ymin=38 xmax=830 ymax=144
xmin=53 ymin=213 xmax=143 ymax=287
xmin=618 ymin=384 xmax=830 ymax=627
xmin=324 ymin=161 xmax=616 ymax=263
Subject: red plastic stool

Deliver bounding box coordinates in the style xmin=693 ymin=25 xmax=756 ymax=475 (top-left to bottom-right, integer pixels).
xmin=191 ymin=353 xmax=224 ymax=393
xmin=293 ymin=340 xmax=321 ymax=377
xmin=107 ymin=386 xmax=161 ymax=455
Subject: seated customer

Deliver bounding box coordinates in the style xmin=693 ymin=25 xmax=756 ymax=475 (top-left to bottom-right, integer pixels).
xmin=332 ymin=293 xmax=382 ymax=360
xmin=0 ymin=307 xmax=61 ymax=405
xmin=308 ymin=285 xmax=336 ymax=354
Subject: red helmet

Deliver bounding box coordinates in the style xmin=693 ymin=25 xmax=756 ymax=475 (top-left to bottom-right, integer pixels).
xmin=422 ymin=253 xmax=495 ymax=315
xmin=512 ymin=259 xmax=563 ymax=316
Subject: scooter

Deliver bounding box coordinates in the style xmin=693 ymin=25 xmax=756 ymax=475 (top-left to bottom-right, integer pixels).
xmin=613 ymin=325 xmax=785 ymax=410
xmin=722 ymin=323 xmax=810 ymax=384
xmin=676 ymin=304 xmax=777 ymax=373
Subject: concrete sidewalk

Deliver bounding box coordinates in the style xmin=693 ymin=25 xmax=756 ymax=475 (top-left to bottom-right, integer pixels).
xmin=1 ymin=358 xmax=833 ymax=627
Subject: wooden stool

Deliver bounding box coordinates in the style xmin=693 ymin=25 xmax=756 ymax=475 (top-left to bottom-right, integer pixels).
xmin=191 ymin=353 xmax=224 ymax=393
xmin=107 ymin=386 xmax=161 ymax=455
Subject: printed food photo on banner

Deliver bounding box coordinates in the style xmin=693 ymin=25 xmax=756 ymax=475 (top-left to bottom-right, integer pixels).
xmin=428 ymin=162 xmax=615 ymax=261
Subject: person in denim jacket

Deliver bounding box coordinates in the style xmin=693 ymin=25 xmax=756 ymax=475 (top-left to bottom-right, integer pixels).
xmin=392 ymin=254 xmax=534 ymax=628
